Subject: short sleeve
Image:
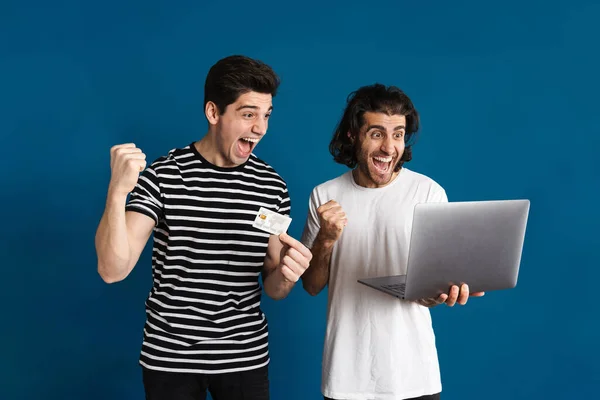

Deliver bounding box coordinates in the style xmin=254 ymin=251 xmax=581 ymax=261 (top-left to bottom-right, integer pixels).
xmin=300 ymin=188 xmax=321 ymax=249
xmin=278 ymin=184 xmax=291 ymax=217
xmin=125 ymin=163 xmax=164 ymax=226
xmin=427 ymin=184 xmax=448 ymax=203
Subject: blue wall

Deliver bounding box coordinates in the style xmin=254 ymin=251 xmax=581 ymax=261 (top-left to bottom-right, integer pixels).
xmin=1 ymin=0 xmax=599 ymax=399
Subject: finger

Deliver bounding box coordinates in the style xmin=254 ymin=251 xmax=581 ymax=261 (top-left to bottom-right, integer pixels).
xmin=116 ymin=147 xmax=142 ymax=156
xmin=421 ymin=298 xmax=438 ymax=307
xmin=445 ymin=285 xmax=459 ymax=307
xmin=323 ymin=216 xmax=347 ymax=231
xmin=318 ymin=199 xmax=340 ymax=210
xmin=457 ymin=284 xmax=469 ymax=305
xmin=123 ymin=152 xmax=146 ymax=160
xmin=282 ymin=254 xmax=304 ymax=276
xmin=470 ymin=291 xmax=485 ymax=297
xmin=416 ymin=299 xmax=431 ymax=307
xmin=279 ymin=233 xmax=312 ymax=259
xmin=126 ymin=159 xmax=146 ymax=172
xmin=285 ymin=247 xmax=310 ymax=269
xmin=111 ymin=143 xmax=136 ymax=154
xmin=320 ymin=209 xmax=345 ymax=223
xmin=436 ymin=293 xmax=448 ymax=304
xmin=280 ymin=264 xmax=299 ymax=282
xmin=326 ymin=217 xmax=346 ymax=229
xmin=331 ymin=213 xmax=348 ymax=226
xmin=321 ymin=207 xmax=344 ymax=219
xmin=316 ymin=201 xmax=338 ymax=214
xmin=323 ymin=210 xmax=347 ymax=224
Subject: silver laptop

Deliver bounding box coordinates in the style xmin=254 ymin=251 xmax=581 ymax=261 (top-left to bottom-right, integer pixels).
xmin=357 ymin=199 xmax=530 ymax=301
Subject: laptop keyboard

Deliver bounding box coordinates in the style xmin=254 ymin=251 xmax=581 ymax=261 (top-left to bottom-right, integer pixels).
xmin=382 ymin=283 xmax=406 ymax=295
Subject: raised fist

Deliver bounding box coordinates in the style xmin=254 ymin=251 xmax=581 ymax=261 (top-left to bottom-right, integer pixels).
xmin=108 ymin=143 xmax=147 ymax=197
xmin=316 ymin=200 xmax=347 ymax=243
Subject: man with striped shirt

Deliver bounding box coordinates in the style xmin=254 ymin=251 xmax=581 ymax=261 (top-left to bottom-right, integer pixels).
xmin=95 ymin=55 xmax=312 ymax=400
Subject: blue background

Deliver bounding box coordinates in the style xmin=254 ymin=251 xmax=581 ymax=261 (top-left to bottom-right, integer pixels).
xmin=1 ymin=0 xmax=599 ymax=399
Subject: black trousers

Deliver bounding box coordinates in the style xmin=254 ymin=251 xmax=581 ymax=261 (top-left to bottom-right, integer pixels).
xmin=325 ymin=393 xmax=440 ymax=400
xmin=142 ymin=365 xmax=269 ymax=400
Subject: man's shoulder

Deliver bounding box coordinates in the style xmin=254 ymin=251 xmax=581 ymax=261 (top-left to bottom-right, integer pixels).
xmin=246 ymin=154 xmax=288 ymax=187
xmin=401 ymin=168 xmax=445 ymax=190
xmin=146 ymin=144 xmax=194 ymax=173
xmin=310 ymin=171 xmax=351 ymax=195
xmin=400 ymin=168 xmax=447 ymax=202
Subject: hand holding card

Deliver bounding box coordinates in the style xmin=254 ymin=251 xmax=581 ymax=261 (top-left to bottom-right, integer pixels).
xmin=252 ymin=207 xmax=311 ymax=283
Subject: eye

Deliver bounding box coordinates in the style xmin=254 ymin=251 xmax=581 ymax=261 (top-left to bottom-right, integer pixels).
xmin=371 ymin=131 xmax=382 ymax=138
xmin=243 ymin=113 xmax=255 ymax=118
xmin=265 ymin=113 xmax=271 ymax=119
xmin=394 ymin=132 xmax=405 ymax=139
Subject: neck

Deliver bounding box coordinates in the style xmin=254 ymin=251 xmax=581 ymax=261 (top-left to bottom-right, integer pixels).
xmin=194 ymin=131 xmax=226 ymax=167
xmin=352 ymin=167 xmax=400 ymax=189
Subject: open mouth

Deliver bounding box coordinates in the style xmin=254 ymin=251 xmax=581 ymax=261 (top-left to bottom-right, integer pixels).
xmin=372 ymin=156 xmax=393 ymax=174
xmin=237 ymin=137 xmax=260 ymax=156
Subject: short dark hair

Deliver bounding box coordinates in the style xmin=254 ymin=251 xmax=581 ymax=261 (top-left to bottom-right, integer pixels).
xmin=329 ymin=84 xmax=420 ymax=172
xmin=204 ymin=55 xmax=280 ymax=114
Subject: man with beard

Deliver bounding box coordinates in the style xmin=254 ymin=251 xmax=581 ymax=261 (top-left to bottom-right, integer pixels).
xmin=300 ymin=84 xmax=484 ymax=400
xmin=95 ymin=55 xmax=312 ymax=400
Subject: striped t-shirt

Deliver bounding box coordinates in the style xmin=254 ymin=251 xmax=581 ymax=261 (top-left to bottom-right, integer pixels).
xmin=125 ymin=143 xmax=291 ymax=374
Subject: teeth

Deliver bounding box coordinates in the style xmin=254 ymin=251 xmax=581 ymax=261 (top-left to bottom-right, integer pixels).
xmin=373 ymin=156 xmax=392 ymax=162
xmin=241 ymin=138 xmax=259 ymax=143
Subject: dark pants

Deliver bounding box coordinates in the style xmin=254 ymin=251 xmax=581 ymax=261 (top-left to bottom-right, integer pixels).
xmin=325 ymin=393 xmax=440 ymax=400
xmin=142 ymin=365 xmax=269 ymax=400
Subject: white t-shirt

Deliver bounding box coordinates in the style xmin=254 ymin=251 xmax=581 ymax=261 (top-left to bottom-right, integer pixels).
xmin=301 ymin=168 xmax=448 ymax=400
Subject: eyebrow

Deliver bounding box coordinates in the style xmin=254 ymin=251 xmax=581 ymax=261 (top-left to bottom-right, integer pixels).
xmin=366 ymin=124 xmax=406 ymax=131
xmin=235 ymin=105 xmax=274 ymax=112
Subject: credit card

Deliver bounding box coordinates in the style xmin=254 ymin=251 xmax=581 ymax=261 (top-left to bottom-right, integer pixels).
xmin=252 ymin=207 xmax=292 ymax=235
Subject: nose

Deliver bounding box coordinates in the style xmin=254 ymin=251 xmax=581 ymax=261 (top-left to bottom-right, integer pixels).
xmin=381 ymin=136 xmax=395 ymax=154
xmin=252 ymin=117 xmax=268 ymax=136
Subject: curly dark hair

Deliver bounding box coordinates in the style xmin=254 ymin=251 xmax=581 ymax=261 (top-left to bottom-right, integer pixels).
xmin=204 ymin=55 xmax=280 ymax=114
xmin=329 ymin=83 xmax=420 ymax=172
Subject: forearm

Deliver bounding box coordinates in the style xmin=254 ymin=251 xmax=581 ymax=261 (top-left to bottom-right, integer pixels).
xmin=95 ymin=192 xmax=132 ymax=283
xmin=301 ymin=235 xmax=335 ymax=296
xmin=263 ymin=268 xmax=296 ymax=300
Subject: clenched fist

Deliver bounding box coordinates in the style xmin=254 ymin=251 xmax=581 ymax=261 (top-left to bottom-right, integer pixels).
xmin=316 ymin=200 xmax=347 ymax=243
xmin=108 ymin=143 xmax=147 ymax=197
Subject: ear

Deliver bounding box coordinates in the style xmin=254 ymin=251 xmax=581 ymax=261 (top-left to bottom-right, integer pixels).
xmin=205 ymin=101 xmax=220 ymax=125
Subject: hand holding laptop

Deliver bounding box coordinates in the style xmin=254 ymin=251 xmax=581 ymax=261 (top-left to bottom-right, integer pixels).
xmin=358 ymin=200 xmax=530 ymax=302
xmin=415 ymin=283 xmax=485 ymax=308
